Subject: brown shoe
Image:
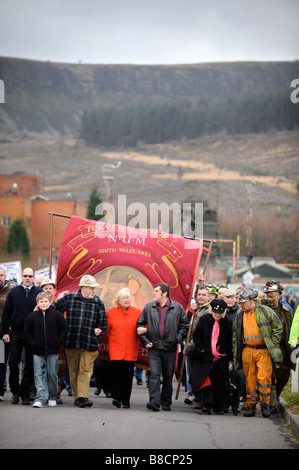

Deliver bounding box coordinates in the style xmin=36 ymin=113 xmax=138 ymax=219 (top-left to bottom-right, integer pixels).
xmin=193 ymin=403 xmax=202 ymax=409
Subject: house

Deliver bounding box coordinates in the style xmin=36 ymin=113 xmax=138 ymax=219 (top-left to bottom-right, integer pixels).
xmin=0 ymin=174 xmax=86 ymax=268
xmin=235 ymin=256 xmax=295 ymax=280
xmin=201 ymin=256 xmax=297 ymax=286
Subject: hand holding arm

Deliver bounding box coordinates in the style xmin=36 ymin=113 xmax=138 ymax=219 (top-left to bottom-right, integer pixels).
xmin=137 ymin=326 xmax=147 ymax=335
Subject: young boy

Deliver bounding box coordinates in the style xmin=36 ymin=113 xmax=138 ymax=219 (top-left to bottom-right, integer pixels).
xmin=24 ymin=292 xmax=68 ymax=408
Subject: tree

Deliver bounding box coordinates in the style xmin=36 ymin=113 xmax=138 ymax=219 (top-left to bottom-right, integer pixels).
xmin=5 ymin=218 xmax=30 ymax=257
xmin=86 ymin=184 xmax=103 ymax=220
xmin=80 ymin=89 xmax=299 ymax=149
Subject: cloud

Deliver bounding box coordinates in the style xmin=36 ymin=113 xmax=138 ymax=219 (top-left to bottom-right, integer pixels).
xmin=0 ymin=0 xmax=298 ymax=64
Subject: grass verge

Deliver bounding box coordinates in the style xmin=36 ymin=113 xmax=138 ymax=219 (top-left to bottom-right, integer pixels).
xmin=281 ymin=374 xmax=299 ymax=417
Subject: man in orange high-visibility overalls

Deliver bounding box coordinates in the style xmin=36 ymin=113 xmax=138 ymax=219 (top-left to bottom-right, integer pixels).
xmin=232 ymin=287 xmax=283 ymax=418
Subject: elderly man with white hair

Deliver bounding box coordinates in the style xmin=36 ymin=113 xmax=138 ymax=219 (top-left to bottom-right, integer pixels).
xmin=222 ymin=288 xmax=239 ymax=322
xmin=222 ymin=287 xmax=245 ymax=413
xmin=51 ymin=275 xmax=107 ymax=408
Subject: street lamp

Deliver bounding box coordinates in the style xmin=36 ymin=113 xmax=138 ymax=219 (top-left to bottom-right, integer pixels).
xmin=245 ymin=181 xmax=256 ymax=255
xmin=102 ymin=161 xmax=122 ymax=204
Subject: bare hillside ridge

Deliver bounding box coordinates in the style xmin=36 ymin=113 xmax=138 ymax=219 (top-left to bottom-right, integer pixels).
xmin=0 ymin=130 xmax=298 ymax=220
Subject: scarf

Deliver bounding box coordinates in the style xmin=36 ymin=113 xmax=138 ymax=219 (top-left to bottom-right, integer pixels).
xmin=211 ymin=319 xmax=226 ymax=361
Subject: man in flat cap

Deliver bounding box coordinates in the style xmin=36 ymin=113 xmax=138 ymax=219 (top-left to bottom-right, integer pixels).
xmin=222 ymin=288 xmax=239 ymax=323
xmin=232 ymin=287 xmax=283 ymax=418
xmin=222 ymin=288 xmax=245 ymax=413
xmin=264 ymin=280 xmax=294 ymax=414
xmin=51 ymin=275 xmax=107 ymax=408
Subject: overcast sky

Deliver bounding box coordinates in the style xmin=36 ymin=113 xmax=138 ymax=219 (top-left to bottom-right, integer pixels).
xmin=0 ymin=0 xmax=298 ymax=65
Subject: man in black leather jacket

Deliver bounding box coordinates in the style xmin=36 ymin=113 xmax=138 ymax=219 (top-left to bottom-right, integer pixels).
xmin=137 ymin=283 xmax=189 ymax=411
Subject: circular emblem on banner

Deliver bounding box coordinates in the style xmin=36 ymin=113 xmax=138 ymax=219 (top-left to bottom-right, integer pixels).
xmin=94 ymin=265 xmax=154 ymax=311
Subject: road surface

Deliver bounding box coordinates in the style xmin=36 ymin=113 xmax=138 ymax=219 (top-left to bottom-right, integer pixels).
xmin=1 ymin=378 xmax=298 ymax=456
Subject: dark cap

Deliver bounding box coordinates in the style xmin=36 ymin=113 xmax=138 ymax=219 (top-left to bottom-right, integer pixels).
xmin=210 ymin=299 xmax=227 ymax=313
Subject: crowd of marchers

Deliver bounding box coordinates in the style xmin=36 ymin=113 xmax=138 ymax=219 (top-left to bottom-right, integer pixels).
xmin=0 ymin=265 xmax=298 ymax=418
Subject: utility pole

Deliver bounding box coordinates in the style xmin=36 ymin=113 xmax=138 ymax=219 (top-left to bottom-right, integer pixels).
xmin=246 ymin=181 xmax=255 ymax=254
xmin=101 ymin=161 xmax=122 ymax=221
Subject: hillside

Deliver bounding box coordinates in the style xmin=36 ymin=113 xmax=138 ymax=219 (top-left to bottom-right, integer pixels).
xmin=0 ymin=129 xmax=298 ymax=261
xmin=0 ymin=130 xmax=298 ymax=212
xmin=0 ymin=58 xmax=298 ymax=261
xmin=0 ymin=57 xmax=298 ymax=138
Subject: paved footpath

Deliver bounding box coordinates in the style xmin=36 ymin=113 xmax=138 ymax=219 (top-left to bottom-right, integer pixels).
xmin=1 ymin=379 xmax=298 ymax=458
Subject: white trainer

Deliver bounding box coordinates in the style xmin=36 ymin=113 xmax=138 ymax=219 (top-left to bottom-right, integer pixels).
xmin=48 ymin=400 xmax=57 ymax=407
xmin=33 ymin=401 xmax=45 ymax=408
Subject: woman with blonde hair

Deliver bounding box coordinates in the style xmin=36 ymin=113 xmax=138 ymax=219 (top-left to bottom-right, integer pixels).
xmin=106 ymin=288 xmax=143 ymax=408
xmin=191 ymin=299 xmax=233 ymax=414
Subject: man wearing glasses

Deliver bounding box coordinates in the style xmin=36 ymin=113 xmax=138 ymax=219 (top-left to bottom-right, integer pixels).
xmin=2 ymin=267 xmax=42 ymax=404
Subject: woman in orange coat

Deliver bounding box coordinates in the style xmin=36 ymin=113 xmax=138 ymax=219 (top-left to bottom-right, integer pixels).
xmin=107 ymin=288 xmax=144 ymax=408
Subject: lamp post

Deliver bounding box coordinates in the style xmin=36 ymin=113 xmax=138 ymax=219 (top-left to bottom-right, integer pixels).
xmin=101 ymin=161 xmax=122 ymax=221
xmin=245 ymin=181 xmax=256 ymax=254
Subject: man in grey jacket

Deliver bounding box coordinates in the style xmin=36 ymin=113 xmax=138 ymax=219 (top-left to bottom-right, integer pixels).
xmin=137 ymin=283 xmax=189 ymax=411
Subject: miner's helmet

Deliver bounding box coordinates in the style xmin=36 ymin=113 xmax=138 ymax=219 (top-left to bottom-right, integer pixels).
xmin=79 ymin=275 xmax=99 ymax=288
xmin=237 ymin=287 xmax=258 ymax=303
xmin=206 ymin=284 xmax=219 ymax=296
xmin=263 ymin=280 xmax=284 ymax=294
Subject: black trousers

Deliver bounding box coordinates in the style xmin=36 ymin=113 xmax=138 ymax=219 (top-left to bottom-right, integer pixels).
xmin=94 ymin=358 xmax=112 ymax=394
xmin=201 ymin=359 xmax=229 ymax=413
xmin=110 ymin=360 xmax=135 ymax=406
xmin=8 ymin=332 xmax=34 ymax=398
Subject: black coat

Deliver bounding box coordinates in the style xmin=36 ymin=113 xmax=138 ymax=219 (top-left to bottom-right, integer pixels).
xmin=2 ymin=284 xmax=43 ymax=335
xmin=191 ymin=313 xmax=232 ymax=392
xmin=24 ymin=308 xmax=68 ymax=356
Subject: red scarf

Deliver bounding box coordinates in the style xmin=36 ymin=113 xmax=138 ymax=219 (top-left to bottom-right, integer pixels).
xmin=211 ymin=319 xmax=226 ymax=361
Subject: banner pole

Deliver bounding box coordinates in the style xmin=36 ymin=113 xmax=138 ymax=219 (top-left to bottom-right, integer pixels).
xmin=49 ymin=212 xmax=53 ymax=279
xmin=48 ymin=212 xmax=72 ymax=280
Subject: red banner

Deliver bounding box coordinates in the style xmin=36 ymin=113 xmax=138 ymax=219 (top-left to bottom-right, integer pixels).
xmin=55 ymin=216 xmax=203 ymax=366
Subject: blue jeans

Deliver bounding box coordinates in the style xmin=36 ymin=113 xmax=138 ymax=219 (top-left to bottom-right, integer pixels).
xmin=134 ymin=366 xmax=143 ymax=380
xmin=33 ymin=354 xmax=58 ymax=405
xmin=148 ymin=348 xmax=177 ymax=407
xmin=185 ymin=356 xmax=193 ymax=394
